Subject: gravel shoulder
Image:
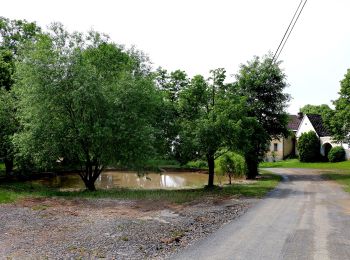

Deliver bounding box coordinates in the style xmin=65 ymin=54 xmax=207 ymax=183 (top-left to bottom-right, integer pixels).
xmin=0 ymin=194 xmax=255 ymax=259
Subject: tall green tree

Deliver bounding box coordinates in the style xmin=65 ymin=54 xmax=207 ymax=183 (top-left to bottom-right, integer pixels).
xmin=300 ymin=104 xmax=333 ymax=119
xmin=175 ymin=69 xmax=252 ymax=187
xmin=0 ymin=17 xmax=41 ymax=174
xmin=14 ymin=25 xmax=160 ymax=191
xmin=0 ymin=17 xmax=41 ymax=55
xmin=0 ymin=89 xmax=17 ymax=174
xmin=235 ymin=55 xmax=290 ymax=179
xmin=153 ymin=68 xmax=189 ymax=158
xmin=329 ymin=69 xmax=350 ymax=145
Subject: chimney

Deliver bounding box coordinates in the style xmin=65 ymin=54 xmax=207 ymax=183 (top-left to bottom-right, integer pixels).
xmin=297 ymin=112 xmax=303 ymax=119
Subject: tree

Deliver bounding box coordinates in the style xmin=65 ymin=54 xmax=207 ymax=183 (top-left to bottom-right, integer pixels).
xmin=14 ymin=25 xmax=160 ymax=191
xmin=215 ymin=152 xmax=246 ymax=185
xmin=0 ymin=17 xmax=41 ymax=174
xmin=153 ymin=68 xmax=189 ymax=158
xmin=329 ymin=69 xmax=350 ymax=145
xmin=235 ymin=54 xmax=290 ymax=179
xmin=300 ymin=104 xmax=333 ymax=119
xmin=297 ymin=131 xmax=320 ymax=162
xmin=0 ymin=89 xmax=17 ymax=175
xmin=175 ymin=69 xmax=251 ymax=187
xmin=0 ymin=17 xmax=41 ymax=55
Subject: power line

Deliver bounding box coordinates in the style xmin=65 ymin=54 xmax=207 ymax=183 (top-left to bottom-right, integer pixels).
xmin=272 ymin=0 xmax=303 ymax=63
xmin=272 ymin=0 xmax=308 ymax=64
xmin=275 ymin=0 xmax=308 ymax=62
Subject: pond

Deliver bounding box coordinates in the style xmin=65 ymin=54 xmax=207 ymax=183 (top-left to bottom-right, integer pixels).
xmin=31 ymin=170 xmax=226 ymax=190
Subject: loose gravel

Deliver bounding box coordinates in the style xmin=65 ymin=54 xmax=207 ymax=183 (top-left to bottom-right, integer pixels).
xmin=0 ymin=196 xmax=254 ymax=259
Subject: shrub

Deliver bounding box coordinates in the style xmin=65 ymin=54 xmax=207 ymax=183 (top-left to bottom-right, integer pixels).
xmin=215 ymin=152 xmax=247 ymax=184
xmin=297 ymin=131 xmax=320 ymax=162
xmin=328 ymin=146 xmax=346 ymax=162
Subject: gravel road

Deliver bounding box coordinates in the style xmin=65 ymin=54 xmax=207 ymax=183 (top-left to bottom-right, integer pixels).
xmin=172 ymin=168 xmax=350 ymax=260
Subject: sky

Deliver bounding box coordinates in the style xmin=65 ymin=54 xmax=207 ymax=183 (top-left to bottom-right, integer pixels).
xmin=2 ymin=0 xmax=350 ymax=114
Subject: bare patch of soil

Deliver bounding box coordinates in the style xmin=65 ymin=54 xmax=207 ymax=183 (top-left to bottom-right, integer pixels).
xmin=0 ymin=196 xmax=253 ymax=259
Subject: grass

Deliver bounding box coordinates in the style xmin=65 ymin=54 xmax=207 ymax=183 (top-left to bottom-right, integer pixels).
xmin=260 ymin=158 xmax=350 ymax=194
xmin=260 ymin=159 xmax=350 ymax=170
xmin=323 ymin=172 xmax=350 ymax=193
xmin=0 ymin=173 xmax=281 ymax=204
xmin=146 ymin=159 xmax=208 ymax=170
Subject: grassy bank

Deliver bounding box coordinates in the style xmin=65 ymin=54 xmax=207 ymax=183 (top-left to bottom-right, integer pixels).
xmin=0 ymin=173 xmax=281 ymax=204
xmin=260 ymin=159 xmax=350 ymax=170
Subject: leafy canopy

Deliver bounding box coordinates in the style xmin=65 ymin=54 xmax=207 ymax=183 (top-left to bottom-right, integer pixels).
xmin=13 ymin=24 xmax=160 ymax=190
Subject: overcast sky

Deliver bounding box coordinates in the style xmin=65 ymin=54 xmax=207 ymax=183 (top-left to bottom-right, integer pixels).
xmin=2 ymin=0 xmax=350 ymax=113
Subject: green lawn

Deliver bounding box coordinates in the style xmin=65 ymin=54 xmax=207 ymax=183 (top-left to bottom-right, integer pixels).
xmin=260 ymin=159 xmax=350 ymax=170
xmin=0 ymin=173 xmax=281 ymax=204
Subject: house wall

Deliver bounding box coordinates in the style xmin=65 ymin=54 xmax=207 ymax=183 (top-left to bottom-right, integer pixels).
xmin=265 ymin=138 xmax=284 ymax=162
xmin=296 ymin=116 xmax=317 ymax=138
xmin=320 ymin=137 xmax=350 ymax=160
xmin=283 ymin=135 xmax=294 ymax=158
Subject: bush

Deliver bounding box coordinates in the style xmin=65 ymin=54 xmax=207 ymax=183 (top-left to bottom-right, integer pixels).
xmin=297 ymin=131 xmax=320 ymax=162
xmin=328 ymin=146 xmax=346 ymax=162
xmin=215 ymin=152 xmax=247 ymax=184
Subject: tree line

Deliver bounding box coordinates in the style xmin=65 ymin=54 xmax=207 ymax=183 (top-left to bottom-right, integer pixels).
xmin=0 ymin=17 xmax=292 ymax=191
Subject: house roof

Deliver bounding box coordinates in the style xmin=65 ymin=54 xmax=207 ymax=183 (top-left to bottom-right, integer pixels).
xmin=288 ymin=115 xmax=302 ymax=131
xmin=306 ymin=114 xmax=331 ymax=137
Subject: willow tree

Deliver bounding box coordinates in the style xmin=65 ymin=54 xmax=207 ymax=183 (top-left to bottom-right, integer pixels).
xmin=14 ymin=24 xmax=160 ymax=190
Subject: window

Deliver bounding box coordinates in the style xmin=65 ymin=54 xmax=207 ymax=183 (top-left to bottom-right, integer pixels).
xmin=273 ymin=143 xmax=278 ymax=152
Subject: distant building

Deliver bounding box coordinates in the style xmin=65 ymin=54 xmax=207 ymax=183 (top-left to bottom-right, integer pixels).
xmin=264 ymin=114 xmax=302 ymax=162
xmin=296 ymin=114 xmax=350 ymax=160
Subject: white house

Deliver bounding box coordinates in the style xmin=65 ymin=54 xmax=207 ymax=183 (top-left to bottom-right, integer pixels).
xmin=296 ymin=114 xmax=350 ymax=160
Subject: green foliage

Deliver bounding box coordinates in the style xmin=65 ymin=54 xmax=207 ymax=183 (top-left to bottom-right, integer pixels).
xmin=328 ymin=146 xmax=346 ymax=163
xmin=329 ymin=69 xmax=350 ymax=144
xmin=215 ymin=152 xmax=247 ymax=184
xmin=0 ymin=89 xmax=17 ymax=174
xmin=0 ymin=16 xmax=41 ymax=55
xmin=174 ymin=68 xmax=252 ymax=186
xmin=186 ymin=160 xmax=208 ymax=169
xmin=13 ymin=24 xmax=160 ymax=190
xmin=235 ymin=54 xmax=290 ymax=178
xmin=260 ymin=158 xmax=350 ymax=169
xmin=300 ymin=104 xmax=333 ymax=118
xmin=297 ymin=131 xmax=320 ymax=162
xmin=0 ymin=49 xmax=15 ymax=91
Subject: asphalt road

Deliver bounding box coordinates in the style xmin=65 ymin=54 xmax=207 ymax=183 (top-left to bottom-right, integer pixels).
xmin=171 ymin=168 xmax=350 ymax=260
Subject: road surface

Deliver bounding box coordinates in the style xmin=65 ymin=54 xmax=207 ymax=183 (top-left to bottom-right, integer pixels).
xmin=172 ymin=168 xmax=350 ymax=260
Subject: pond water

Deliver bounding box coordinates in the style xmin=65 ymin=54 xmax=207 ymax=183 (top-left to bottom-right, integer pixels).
xmin=31 ymin=170 xmax=225 ymax=190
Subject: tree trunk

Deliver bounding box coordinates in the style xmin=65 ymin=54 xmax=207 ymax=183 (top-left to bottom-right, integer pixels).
xmin=207 ymin=153 xmax=215 ymax=187
xmin=229 ymin=175 xmax=232 ymax=185
xmin=4 ymin=157 xmax=13 ymax=176
xmin=84 ymin=179 xmax=96 ymax=191
xmin=246 ymin=156 xmax=258 ymax=179
xmin=78 ymin=159 xmax=103 ymax=191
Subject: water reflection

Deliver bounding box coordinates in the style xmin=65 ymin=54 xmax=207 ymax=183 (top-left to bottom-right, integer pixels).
xmin=32 ymin=171 xmax=217 ymax=190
